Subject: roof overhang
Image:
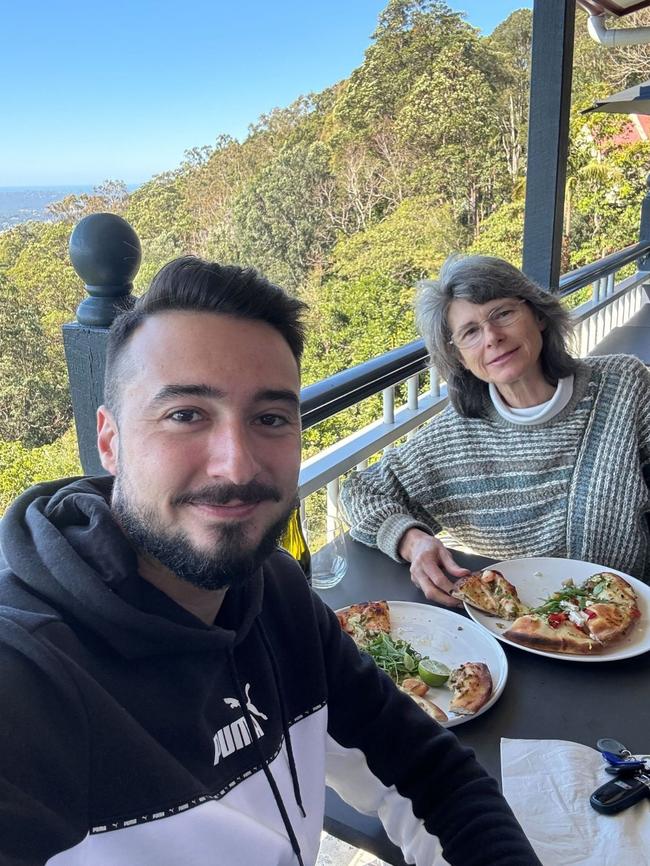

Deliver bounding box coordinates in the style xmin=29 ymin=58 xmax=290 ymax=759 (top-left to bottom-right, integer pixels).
xmin=583 ymin=80 xmax=650 ymax=114
xmin=578 ymin=0 xmax=650 ymax=15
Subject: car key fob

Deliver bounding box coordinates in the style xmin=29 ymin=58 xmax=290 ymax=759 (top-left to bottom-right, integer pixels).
xmin=590 ymin=773 xmax=650 ymax=814
xmin=605 ymin=764 xmax=644 ymax=777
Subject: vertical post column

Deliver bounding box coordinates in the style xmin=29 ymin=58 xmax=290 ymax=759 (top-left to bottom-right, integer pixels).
xmin=522 ymin=0 xmax=576 ymax=291
xmin=62 ymin=213 xmax=142 ymax=475
xmin=638 ymin=174 xmax=650 ymax=299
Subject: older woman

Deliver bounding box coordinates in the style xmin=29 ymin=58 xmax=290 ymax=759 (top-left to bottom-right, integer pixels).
xmin=340 ymin=255 xmax=650 ymax=606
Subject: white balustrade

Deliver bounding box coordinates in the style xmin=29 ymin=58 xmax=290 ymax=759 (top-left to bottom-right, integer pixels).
xmin=298 ymin=269 xmax=650 ymax=522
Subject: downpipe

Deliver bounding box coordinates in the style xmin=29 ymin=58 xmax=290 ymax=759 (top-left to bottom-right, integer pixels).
xmin=587 ymin=13 xmax=650 ymax=48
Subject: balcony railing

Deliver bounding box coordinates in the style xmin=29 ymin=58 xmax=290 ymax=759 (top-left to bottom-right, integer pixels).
xmin=63 ymin=217 xmax=650 ymax=545
xmin=298 ymin=244 xmax=650 ymax=535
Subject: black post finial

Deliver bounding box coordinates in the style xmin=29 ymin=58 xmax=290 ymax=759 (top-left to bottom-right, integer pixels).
xmin=69 ymin=213 xmax=142 ymax=326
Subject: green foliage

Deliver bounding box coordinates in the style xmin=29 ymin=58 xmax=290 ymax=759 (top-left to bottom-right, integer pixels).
xmin=330 ymin=196 xmax=458 ymax=284
xmin=0 ymin=276 xmax=72 ymax=447
xmin=232 ymin=139 xmax=335 ymax=290
xmin=1 ymin=0 xmax=648 ymax=510
xmin=0 ymin=428 xmax=81 ymax=516
xmin=469 ymin=199 xmax=525 ymax=266
xmin=0 ymin=228 xmax=78 ymax=446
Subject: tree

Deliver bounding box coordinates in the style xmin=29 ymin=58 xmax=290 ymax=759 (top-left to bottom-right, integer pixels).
xmin=488 ymin=9 xmax=532 ymax=186
xmin=394 ymin=37 xmax=503 ymax=233
xmin=232 ymin=139 xmax=335 ymax=290
xmin=469 ymin=198 xmax=525 ymax=266
xmin=0 ymin=428 xmax=81 ymax=515
xmin=47 ymin=180 xmax=129 ymax=222
xmin=0 ymin=272 xmax=73 ymax=446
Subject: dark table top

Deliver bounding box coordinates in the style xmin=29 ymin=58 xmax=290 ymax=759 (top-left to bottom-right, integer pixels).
xmin=316 ymin=536 xmax=650 ymax=864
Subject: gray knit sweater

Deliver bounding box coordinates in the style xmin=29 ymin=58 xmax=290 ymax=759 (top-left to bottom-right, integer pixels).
xmin=340 ymin=355 xmax=650 ymax=582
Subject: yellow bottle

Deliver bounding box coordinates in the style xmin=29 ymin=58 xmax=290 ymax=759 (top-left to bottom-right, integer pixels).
xmin=280 ymin=507 xmax=312 ymax=584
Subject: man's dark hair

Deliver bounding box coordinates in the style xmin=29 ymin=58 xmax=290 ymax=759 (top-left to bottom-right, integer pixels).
xmin=104 ymin=256 xmax=307 ymax=414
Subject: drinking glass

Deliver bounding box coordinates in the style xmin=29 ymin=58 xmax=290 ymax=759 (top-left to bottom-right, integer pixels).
xmin=307 ymin=516 xmax=348 ymax=590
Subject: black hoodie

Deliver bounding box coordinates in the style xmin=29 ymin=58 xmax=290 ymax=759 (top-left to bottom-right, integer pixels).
xmin=0 ymin=477 xmax=541 ymax=866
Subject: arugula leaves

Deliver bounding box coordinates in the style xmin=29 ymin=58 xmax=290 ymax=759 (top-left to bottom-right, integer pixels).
xmin=530 ymin=581 xmax=607 ymax=615
xmin=363 ymin=632 xmax=424 ymax=684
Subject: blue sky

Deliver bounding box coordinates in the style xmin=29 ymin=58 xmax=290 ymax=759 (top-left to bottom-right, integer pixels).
xmin=2 ymin=1 xmax=532 ymax=186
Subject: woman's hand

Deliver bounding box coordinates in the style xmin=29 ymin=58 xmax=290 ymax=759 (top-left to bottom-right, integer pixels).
xmin=398 ymin=528 xmax=470 ymax=607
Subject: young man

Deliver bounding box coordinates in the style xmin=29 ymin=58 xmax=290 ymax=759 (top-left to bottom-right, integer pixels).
xmin=0 ymin=257 xmax=540 ymax=865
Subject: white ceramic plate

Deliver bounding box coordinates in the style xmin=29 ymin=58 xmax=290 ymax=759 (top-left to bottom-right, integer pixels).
xmin=336 ymin=600 xmax=508 ymax=727
xmin=464 ymin=557 xmax=650 ymax=662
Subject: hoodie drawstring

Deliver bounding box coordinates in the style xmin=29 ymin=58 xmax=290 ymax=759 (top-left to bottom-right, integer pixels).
xmin=226 ymin=647 xmax=305 ymax=866
xmin=257 ymin=620 xmax=306 ymax=818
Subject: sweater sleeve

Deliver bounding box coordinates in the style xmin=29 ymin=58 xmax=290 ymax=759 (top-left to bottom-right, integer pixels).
xmin=340 ymin=425 xmax=443 ymax=561
xmin=637 ymin=359 xmax=650 ymax=486
xmin=316 ymin=599 xmax=541 ymax=866
xmin=0 ymin=615 xmax=90 ymax=866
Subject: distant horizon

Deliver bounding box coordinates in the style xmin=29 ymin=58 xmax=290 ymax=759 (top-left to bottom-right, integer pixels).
xmin=0 ymin=183 xmax=142 ymax=231
xmin=0 ymin=182 xmax=143 ymax=190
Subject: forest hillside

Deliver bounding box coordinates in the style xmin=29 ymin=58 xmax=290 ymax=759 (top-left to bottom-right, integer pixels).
xmin=2 ymin=0 xmax=650 ymax=511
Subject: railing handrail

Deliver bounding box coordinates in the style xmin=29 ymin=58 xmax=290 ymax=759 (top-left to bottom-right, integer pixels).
xmin=300 ymin=246 xmax=650 ymax=430
xmin=558 ymin=241 xmax=650 ymax=297
xmin=300 ymin=339 xmax=428 ymax=430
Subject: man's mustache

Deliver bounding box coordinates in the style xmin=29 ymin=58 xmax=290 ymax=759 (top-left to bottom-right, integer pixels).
xmin=172 ymin=481 xmax=282 ymax=507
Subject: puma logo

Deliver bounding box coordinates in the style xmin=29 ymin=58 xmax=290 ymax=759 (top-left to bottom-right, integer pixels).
xmin=213 ymin=683 xmax=268 ymax=766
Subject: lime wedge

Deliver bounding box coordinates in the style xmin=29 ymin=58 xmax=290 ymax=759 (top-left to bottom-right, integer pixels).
xmin=417 ymin=659 xmax=450 ymax=687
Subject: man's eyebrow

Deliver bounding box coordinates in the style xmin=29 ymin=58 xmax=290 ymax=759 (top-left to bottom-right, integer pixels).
xmin=150 ymin=384 xmax=226 ymax=404
xmin=254 ymin=389 xmax=300 ymax=407
xmin=148 ymin=385 xmax=300 ymax=408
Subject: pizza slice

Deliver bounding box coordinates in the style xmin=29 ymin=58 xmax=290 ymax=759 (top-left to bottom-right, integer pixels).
xmin=447 ymin=662 xmax=493 ymax=715
xmin=583 ymin=602 xmax=635 ymax=644
xmin=582 ymin=572 xmax=638 ymax=610
xmin=452 ymin=569 xmax=529 ymax=619
xmin=504 ymin=570 xmax=641 ymax=654
xmin=581 ymin=572 xmax=639 ymax=644
xmin=400 ymin=679 xmax=448 ymax=723
xmin=337 ymin=600 xmax=391 ymax=646
xmin=503 ymin=612 xmax=598 ymax=654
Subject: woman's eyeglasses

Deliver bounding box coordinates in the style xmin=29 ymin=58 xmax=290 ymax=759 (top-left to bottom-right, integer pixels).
xmin=449 ymin=299 xmax=526 ymax=349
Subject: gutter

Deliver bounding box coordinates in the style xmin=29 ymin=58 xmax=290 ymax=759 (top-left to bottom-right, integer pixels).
xmin=587 ymin=13 xmax=650 ymax=47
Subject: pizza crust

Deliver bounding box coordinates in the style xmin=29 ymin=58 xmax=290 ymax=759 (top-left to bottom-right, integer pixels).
xmin=504 ymin=615 xmax=598 ymax=654
xmin=400 ymin=681 xmax=449 ymax=723
xmin=584 ymin=602 xmax=633 ymax=644
xmin=452 ymin=569 xmax=529 ymax=619
xmin=448 ymin=662 xmax=493 ymax=715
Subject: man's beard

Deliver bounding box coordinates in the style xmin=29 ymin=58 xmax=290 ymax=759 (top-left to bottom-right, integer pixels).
xmin=112 ymin=477 xmax=295 ymax=591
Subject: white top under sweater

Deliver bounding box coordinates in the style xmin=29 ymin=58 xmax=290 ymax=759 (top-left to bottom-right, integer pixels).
xmin=489 ymin=376 xmax=575 ymax=425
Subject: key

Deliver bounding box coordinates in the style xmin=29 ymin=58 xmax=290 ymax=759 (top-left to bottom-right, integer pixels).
xmin=590 ymin=773 xmax=650 ymax=814
xmin=596 ymin=738 xmax=631 ymax=758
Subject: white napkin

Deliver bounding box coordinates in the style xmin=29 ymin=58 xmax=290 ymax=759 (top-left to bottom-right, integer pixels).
xmin=501 ymin=738 xmax=650 ymax=866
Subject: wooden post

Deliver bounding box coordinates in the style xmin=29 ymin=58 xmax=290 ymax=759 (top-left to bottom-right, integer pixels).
xmin=522 ymin=0 xmax=576 ymax=291
xmin=638 ymin=174 xmax=650 ymax=290
xmin=63 ymin=213 xmax=142 ymax=475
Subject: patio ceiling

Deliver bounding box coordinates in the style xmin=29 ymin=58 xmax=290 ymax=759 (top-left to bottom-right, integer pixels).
xmin=578 ymin=0 xmax=650 ymax=15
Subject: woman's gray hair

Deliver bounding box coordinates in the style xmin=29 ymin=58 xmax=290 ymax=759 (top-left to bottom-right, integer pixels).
xmin=415 ymin=254 xmax=578 ymax=418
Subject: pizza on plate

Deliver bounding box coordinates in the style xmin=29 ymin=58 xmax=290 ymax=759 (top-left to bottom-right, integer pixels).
xmin=452 ymin=569 xmax=529 ymax=619
xmin=336 ymin=600 xmax=391 ymax=645
xmin=503 ymin=571 xmax=640 ymax=655
xmin=336 ymin=600 xmax=493 ymax=720
xmin=448 ymin=662 xmax=493 ymax=716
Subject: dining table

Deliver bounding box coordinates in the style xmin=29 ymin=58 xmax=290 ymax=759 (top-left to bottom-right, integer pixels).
xmin=314 ymin=536 xmax=650 ymax=866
